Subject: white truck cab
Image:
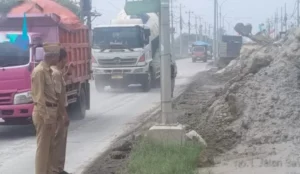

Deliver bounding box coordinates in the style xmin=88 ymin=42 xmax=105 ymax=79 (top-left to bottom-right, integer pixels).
xmin=92 ymin=11 xmax=161 ymax=92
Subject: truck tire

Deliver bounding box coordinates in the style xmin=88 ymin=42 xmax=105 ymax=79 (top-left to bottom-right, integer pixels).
xmin=142 ymin=71 xmax=152 ymax=92
xmin=150 ymin=69 xmax=157 ymax=88
xmin=72 ymin=88 xmax=86 ymax=120
xmin=203 ymin=58 xmax=207 ymax=62
xmin=192 ymin=58 xmax=196 ymax=63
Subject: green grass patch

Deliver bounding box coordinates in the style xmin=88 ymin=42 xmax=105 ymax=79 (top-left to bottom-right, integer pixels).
xmin=127 ymin=140 xmax=202 ymax=174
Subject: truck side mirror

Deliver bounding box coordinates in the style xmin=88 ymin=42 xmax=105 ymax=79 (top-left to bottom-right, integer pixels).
xmin=35 ymin=47 xmax=45 ymax=61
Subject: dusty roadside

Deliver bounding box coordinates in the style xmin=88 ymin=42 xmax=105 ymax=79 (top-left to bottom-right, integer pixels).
xmin=82 ymin=28 xmax=300 ymax=173
xmin=81 ymin=67 xmax=218 ymax=174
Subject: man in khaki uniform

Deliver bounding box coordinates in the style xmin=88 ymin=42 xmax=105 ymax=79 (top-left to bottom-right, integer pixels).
xmin=31 ymin=43 xmax=61 ymax=174
xmin=51 ymin=48 xmax=71 ymax=174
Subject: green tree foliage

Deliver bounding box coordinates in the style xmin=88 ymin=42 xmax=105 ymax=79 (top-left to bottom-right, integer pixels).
xmin=0 ymin=0 xmax=80 ymax=17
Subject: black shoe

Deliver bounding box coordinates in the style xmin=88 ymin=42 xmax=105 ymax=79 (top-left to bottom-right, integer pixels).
xmin=59 ymin=171 xmax=71 ymax=174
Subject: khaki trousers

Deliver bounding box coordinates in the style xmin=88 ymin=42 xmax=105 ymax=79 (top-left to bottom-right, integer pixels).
xmin=33 ymin=110 xmax=57 ymax=174
xmin=52 ymin=116 xmax=68 ymax=173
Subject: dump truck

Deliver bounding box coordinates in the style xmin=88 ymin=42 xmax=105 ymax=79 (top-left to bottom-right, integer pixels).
xmin=0 ymin=2 xmax=91 ymax=125
xmin=217 ymin=35 xmax=243 ymax=69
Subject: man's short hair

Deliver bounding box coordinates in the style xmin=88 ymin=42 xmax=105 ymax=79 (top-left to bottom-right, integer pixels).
xmin=59 ymin=48 xmax=67 ymax=61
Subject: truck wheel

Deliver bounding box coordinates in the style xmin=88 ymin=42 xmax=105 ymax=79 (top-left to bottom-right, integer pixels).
xmin=142 ymin=71 xmax=152 ymax=92
xmin=151 ymin=69 xmax=158 ymax=88
xmin=72 ymin=88 xmax=86 ymax=120
xmin=203 ymin=58 xmax=207 ymax=62
xmin=192 ymin=58 xmax=196 ymax=63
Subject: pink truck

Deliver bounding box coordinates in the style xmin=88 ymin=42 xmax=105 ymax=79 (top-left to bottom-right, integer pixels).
xmin=0 ymin=14 xmax=91 ymax=125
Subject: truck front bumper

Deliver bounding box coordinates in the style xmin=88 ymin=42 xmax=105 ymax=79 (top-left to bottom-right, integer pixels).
xmin=0 ymin=103 xmax=33 ymax=118
xmin=192 ymin=55 xmax=206 ymax=60
xmin=93 ymin=66 xmax=149 ymax=86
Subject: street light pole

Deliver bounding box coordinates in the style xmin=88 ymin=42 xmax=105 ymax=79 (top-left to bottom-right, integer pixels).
xmin=160 ymin=0 xmax=173 ymax=124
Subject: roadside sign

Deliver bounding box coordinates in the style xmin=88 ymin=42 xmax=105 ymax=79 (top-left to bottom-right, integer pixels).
xmin=125 ymin=0 xmax=160 ymax=15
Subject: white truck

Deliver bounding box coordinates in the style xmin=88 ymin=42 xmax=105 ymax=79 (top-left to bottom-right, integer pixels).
xmin=92 ymin=10 xmax=177 ymax=93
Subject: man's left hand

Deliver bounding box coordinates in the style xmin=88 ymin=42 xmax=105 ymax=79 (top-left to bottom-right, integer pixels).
xmin=63 ymin=115 xmax=70 ymax=126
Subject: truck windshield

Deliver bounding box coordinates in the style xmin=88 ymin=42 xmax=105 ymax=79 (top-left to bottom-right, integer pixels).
xmin=0 ymin=33 xmax=30 ymax=68
xmin=93 ymin=26 xmax=143 ymax=49
xmin=0 ymin=42 xmax=29 ymax=67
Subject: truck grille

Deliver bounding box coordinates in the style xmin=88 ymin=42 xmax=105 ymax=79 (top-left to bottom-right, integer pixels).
xmin=98 ymin=58 xmax=137 ymax=66
xmin=0 ymin=92 xmax=13 ymax=105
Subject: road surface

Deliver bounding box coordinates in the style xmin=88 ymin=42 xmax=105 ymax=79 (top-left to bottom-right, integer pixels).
xmin=0 ymin=58 xmax=210 ymax=174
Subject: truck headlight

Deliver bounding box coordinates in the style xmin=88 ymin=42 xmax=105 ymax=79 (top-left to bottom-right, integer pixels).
xmin=14 ymin=91 xmax=33 ymax=105
xmin=134 ymin=68 xmax=144 ymax=73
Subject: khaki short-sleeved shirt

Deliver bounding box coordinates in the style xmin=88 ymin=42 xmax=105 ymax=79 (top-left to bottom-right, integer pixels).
xmin=31 ymin=61 xmax=58 ymax=124
xmin=51 ymin=66 xmax=67 ymax=117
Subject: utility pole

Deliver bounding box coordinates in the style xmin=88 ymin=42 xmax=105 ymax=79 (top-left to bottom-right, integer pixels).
xmin=186 ymin=11 xmax=193 ymax=45
xmin=160 ymin=0 xmax=172 ymax=124
xmin=170 ymin=0 xmax=174 ymax=53
xmin=179 ymin=4 xmax=183 ymax=56
xmin=199 ymin=17 xmax=202 ymax=40
xmin=195 ymin=16 xmax=198 ymax=40
xmin=208 ymin=24 xmax=211 ymax=38
xmin=213 ymin=0 xmax=218 ymax=66
xmin=219 ymin=7 xmax=222 ymax=33
xmin=204 ymin=22 xmax=207 ymax=40
xmin=297 ymin=0 xmax=300 ymax=27
xmin=275 ymin=10 xmax=278 ymax=37
xmin=284 ymin=3 xmax=287 ymax=31
xmin=281 ymin=7 xmax=283 ymax=31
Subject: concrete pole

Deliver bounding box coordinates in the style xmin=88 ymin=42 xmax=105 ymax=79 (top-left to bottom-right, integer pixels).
xmin=213 ymin=0 xmax=218 ymax=66
xmin=160 ymin=0 xmax=173 ymax=124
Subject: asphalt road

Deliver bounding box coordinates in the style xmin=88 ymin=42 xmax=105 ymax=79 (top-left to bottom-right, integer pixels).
xmin=0 ymin=58 xmax=210 ymax=174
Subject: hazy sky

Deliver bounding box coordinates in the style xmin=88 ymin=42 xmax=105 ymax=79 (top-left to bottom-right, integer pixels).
xmin=92 ymin=0 xmax=295 ymax=35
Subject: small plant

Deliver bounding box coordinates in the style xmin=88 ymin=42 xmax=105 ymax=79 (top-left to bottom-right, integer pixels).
xmin=127 ymin=139 xmax=202 ymax=174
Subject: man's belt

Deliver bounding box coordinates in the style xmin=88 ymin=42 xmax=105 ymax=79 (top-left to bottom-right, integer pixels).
xmin=45 ymin=102 xmax=58 ymax=107
xmin=34 ymin=102 xmax=58 ymax=107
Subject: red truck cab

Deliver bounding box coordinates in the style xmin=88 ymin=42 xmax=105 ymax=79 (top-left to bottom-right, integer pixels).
xmin=0 ymin=14 xmax=91 ymax=125
xmin=191 ymin=46 xmax=207 ymax=63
